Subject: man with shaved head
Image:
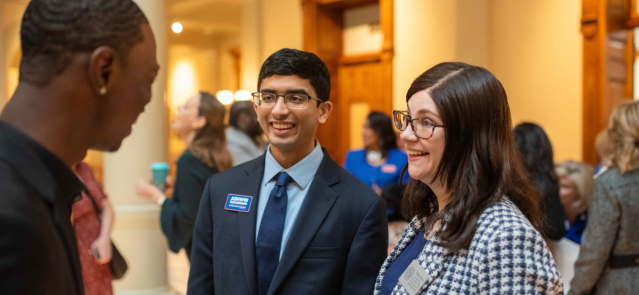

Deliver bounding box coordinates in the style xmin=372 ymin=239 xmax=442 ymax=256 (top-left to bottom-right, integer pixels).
xmin=0 ymin=0 xmax=159 ymax=294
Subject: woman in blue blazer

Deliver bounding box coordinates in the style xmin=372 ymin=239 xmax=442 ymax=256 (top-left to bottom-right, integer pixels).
xmin=344 ymin=112 xmax=409 ymax=193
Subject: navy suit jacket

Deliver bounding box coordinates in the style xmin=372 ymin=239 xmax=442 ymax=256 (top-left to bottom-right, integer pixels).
xmin=187 ymin=149 xmax=388 ymax=295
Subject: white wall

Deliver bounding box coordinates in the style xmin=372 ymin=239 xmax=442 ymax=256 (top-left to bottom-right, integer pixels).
xmin=393 ymin=0 xmax=490 ymax=111
xmin=261 ymin=0 xmax=303 ymax=60
xmin=489 ymin=0 xmax=582 ymax=161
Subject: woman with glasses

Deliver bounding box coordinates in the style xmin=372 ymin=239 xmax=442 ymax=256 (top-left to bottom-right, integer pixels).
xmin=569 ymin=102 xmax=639 ymax=295
xmin=135 ymin=92 xmax=232 ymax=260
xmin=374 ymin=62 xmax=562 ymax=295
xmin=343 ymin=111 xmax=409 ymax=194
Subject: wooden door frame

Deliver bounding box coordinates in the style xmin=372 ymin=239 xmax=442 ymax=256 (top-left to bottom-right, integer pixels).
xmin=302 ymin=0 xmax=394 ymax=164
xmin=581 ymin=0 xmax=636 ymax=165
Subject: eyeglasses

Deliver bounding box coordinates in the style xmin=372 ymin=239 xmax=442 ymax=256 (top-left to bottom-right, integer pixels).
xmin=393 ymin=110 xmax=445 ymax=139
xmin=252 ymin=92 xmax=325 ymax=109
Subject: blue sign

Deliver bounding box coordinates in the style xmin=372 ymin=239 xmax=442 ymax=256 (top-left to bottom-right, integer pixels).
xmin=224 ymin=194 xmax=253 ymax=213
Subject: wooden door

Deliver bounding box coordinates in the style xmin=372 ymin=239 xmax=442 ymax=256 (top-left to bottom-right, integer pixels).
xmin=303 ymin=0 xmax=393 ymax=165
xmin=581 ymin=0 xmax=635 ymax=165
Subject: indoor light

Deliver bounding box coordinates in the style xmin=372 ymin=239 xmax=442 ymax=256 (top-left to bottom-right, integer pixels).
xmin=217 ymin=90 xmax=234 ymax=105
xmin=172 ymin=22 xmax=183 ymax=33
xmin=234 ymin=90 xmax=252 ymax=101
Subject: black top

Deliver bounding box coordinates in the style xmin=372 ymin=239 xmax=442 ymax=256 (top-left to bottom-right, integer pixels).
xmin=537 ymin=177 xmax=566 ymax=241
xmin=160 ymin=149 xmax=218 ymax=255
xmin=0 ymin=120 xmax=85 ymax=295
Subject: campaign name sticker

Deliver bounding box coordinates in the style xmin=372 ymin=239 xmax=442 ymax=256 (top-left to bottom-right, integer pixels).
xmin=224 ymin=194 xmax=253 ymax=213
xmin=381 ymin=164 xmax=397 ymax=173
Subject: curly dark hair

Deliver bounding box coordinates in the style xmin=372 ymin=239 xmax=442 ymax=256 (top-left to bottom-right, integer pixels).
xmin=20 ymin=0 xmax=148 ymax=86
xmin=400 ymin=62 xmax=543 ymax=252
xmin=257 ymin=48 xmax=331 ymax=102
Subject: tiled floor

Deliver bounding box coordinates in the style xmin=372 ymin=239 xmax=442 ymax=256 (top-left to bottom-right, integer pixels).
xmin=168 ymin=250 xmax=189 ymax=295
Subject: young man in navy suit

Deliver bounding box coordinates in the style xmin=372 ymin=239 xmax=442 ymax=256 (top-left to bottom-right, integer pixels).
xmin=187 ymin=48 xmax=388 ymax=295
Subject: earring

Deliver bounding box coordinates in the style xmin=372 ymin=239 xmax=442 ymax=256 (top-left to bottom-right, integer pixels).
xmin=99 ymin=86 xmax=107 ymax=95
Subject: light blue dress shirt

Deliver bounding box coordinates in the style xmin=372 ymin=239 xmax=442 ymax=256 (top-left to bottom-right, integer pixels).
xmin=255 ymin=142 xmax=324 ymax=259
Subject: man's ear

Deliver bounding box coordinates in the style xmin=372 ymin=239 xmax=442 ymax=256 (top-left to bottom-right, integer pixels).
xmin=88 ymin=47 xmax=118 ymax=96
xmin=317 ymin=101 xmax=333 ymax=124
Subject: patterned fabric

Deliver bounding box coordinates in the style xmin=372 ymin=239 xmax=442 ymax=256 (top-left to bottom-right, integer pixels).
xmin=568 ymin=168 xmax=639 ymax=295
xmin=72 ymin=162 xmax=113 ymax=295
xmin=374 ymin=198 xmax=563 ymax=295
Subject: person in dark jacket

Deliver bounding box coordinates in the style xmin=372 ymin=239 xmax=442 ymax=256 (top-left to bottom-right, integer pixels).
xmin=136 ymin=92 xmax=232 ymax=260
xmin=0 ymin=1 xmax=156 ymax=294
xmin=514 ymin=122 xmax=566 ymax=240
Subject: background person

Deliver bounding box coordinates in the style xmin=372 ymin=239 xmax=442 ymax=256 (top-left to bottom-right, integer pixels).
xmin=594 ymin=130 xmax=614 ymax=178
xmin=0 ymin=0 xmax=156 ymax=293
xmin=553 ymin=160 xmax=593 ymax=293
xmin=569 ymin=102 xmax=639 ymax=295
xmin=555 ymin=160 xmax=593 ymax=245
xmin=136 ymin=92 xmax=231 ymax=260
xmin=227 ymin=100 xmax=266 ymax=166
xmin=513 ymin=122 xmax=566 ymax=241
xmin=72 ymin=162 xmax=115 ymax=295
xmin=344 ymin=111 xmax=409 ymax=194
xmin=376 ymin=62 xmax=562 ymax=295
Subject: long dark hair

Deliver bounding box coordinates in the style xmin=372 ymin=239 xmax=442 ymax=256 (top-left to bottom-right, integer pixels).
xmin=513 ymin=122 xmax=566 ymax=240
xmin=366 ymin=111 xmax=397 ymax=158
xmin=400 ymin=62 xmax=543 ymax=252
xmin=513 ymin=122 xmax=557 ymax=196
xmin=189 ymin=92 xmax=232 ymax=171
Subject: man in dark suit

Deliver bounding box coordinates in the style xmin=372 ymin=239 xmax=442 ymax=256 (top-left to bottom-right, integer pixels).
xmin=0 ymin=1 xmax=159 ymax=294
xmin=188 ymin=48 xmax=388 ymax=295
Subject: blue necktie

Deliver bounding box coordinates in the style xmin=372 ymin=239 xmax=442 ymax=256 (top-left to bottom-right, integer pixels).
xmin=256 ymin=172 xmax=294 ymax=295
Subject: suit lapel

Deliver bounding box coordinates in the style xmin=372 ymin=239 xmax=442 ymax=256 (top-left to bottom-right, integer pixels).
xmin=237 ymin=156 xmax=266 ymax=295
xmin=267 ymin=152 xmax=340 ymax=295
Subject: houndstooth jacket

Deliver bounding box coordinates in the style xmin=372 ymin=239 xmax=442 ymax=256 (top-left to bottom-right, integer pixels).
xmin=374 ymin=198 xmax=564 ymax=295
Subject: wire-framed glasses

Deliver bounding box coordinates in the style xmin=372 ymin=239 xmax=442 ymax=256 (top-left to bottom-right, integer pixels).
xmin=252 ymin=92 xmax=324 ymax=109
xmin=393 ymin=110 xmax=445 ymax=139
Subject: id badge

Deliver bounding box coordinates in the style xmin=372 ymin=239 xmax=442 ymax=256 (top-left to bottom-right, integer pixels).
xmin=398 ymin=260 xmax=430 ymax=295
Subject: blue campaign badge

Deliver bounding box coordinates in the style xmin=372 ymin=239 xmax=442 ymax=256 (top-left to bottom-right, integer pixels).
xmin=224 ymin=194 xmax=253 ymax=213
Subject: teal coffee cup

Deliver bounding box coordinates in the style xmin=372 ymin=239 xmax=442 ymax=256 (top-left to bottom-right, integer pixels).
xmin=151 ymin=162 xmax=169 ymax=191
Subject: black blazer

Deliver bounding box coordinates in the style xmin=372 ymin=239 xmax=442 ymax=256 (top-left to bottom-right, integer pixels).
xmin=187 ymin=149 xmax=388 ymax=295
xmin=0 ymin=121 xmax=84 ymax=295
xmin=160 ymin=150 xmax=218 ymax=257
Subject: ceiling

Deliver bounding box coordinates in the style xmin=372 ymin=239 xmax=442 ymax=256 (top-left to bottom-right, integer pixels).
xmin=167 ymin=0 xmax=242 ymax=35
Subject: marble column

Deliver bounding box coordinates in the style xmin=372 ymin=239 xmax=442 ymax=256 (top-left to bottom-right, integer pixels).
xmin=103 ymin=0 xmax=173 ymax=294
xmin=241 ymin=0 xmax=262 ymax=91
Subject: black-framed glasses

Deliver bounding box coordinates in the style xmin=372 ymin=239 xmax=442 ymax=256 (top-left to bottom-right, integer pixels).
xmin=393 ymin=110 xmax=445 ymax=139
xmin=252 ymin=92 xmax=325 ymax=109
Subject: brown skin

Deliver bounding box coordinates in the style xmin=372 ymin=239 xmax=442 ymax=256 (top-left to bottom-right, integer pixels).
xmin=0 ymin=24 xmax=160 ymax=167
xmin=362 ymin=121 xmax=380 ymax=152
xmin=254 ymin=75 xmax=332 ymax=169
xmin=1 ymin=25 xmax=158 ymax=263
